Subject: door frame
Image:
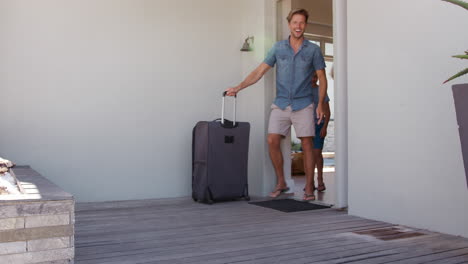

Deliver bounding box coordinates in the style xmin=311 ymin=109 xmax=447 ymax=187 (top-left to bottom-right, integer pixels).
xmin=264 ymin=0 xmax=348 ymax=208
xmin=333 ymin=0 xmax=348 ymax=209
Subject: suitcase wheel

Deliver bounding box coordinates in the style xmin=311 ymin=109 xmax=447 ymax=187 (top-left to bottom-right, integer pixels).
xmin=206 ymin=199 xmax=214 ymax=205
xmin=244 ymin=196 xmax=250 ymax=201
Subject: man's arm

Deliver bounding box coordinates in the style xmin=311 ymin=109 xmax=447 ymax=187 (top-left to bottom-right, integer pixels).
xmin=320 ymin=101 xmax=331 ymax=138
xmin=316 ymin=69 xmax=328 ymax=124
xmin=225 ymin=63 xmax=272 ymax=96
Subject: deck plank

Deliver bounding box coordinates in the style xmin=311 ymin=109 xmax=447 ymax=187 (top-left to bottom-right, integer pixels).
xmin=74 ymin=198 xmax=468 ymax=264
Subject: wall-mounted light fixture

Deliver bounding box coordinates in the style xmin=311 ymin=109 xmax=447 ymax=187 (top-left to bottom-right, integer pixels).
xmin=240 ymin=36 xmax=254 ymax=52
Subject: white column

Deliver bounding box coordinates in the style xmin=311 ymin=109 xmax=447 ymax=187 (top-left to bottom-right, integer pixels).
xmin=333 ymin=0 xmax=348 ymax=208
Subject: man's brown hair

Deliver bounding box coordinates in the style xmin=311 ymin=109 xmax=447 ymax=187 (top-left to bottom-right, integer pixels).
xmin=286 ymin=8 xmax=309 ymax=23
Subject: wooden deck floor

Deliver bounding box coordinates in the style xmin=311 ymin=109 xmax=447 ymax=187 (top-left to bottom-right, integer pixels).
xmin=75 ymin=198 xmax=468 ymax=264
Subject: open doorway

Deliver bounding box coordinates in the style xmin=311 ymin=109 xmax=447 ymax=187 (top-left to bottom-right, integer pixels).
xmin=276 ymin=0 xmax=336 ymax=206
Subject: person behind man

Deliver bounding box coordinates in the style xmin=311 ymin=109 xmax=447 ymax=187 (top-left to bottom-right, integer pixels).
xmin=225 ymin=8 xmax=328 ymax=200
xmin=309 ymin=73 xmax=331 ymax=200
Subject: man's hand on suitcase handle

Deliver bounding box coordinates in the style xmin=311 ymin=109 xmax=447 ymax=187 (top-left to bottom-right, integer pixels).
xmin=225 ymin=86 xmax=240 ymax=97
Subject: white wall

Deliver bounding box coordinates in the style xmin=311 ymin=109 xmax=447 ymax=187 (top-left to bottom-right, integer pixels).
xmin=347 ymin=0 xmax=468 ymax=237
xmin=262 ymin=0 xmax=279 ymax=195
xmin=0 ymin=0 xmax=273 ymax=202
xmin=238 ymin=0 xmax=272 ymax=196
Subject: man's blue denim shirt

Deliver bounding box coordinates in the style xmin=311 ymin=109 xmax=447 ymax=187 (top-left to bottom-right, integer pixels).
xmin=264 ymin=38 xmax=326 ymax=111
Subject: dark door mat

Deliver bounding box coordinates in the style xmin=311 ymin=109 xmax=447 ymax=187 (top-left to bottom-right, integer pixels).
xmin=249 ymin=199 xmax=331 ymax=212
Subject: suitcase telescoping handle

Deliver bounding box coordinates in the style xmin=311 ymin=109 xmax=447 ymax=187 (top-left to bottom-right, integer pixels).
xmin=222 ymin=91 xmax=236 ymax=126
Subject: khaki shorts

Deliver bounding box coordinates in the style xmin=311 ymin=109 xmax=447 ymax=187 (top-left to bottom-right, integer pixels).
xmin=268 ymin=104 xmax=315 ymax=137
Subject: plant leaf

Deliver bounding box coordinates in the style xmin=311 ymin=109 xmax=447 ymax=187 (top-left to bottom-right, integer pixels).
xmin=444 ymin=68 xmax=468 ymax=83
xmin=453 ymin=54 xmax=468 ymax=59
xmin=442 ymin=0 xmax=468 ymax=10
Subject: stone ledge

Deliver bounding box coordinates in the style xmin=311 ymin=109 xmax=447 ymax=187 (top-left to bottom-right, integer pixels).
xmin=26 ymin=214 xmax=70 ymax=228
xmin=0 ymin=166 xmax=75 ymax=263
xmin=0 ymin=201 xmax=74 ymax=218
xmin=0 ymin=247 xmax=74 ymax=264
xmin=0 ymin=217 xmax=25 ymax=231
xmin=28 ymin=237 xmax=70 ymax=252
xmin=0 ymin=241 xmax=26 ymax=255
xmin=0 ymin=225 xmax=73 ymax=243
xmin=1 ymin=166 xmax=73 ymax=203
xmin=35 ymin=260 xmax=73 ymax=264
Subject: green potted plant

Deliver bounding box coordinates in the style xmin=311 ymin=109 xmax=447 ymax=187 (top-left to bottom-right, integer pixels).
xmin=443 ymin=0 xmax=468 ymax=188
xmin=443 ymin=0 xmax=467 ymax=84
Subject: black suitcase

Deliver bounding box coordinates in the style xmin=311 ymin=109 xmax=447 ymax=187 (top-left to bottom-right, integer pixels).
xmin=192 ymin=92 xmax=250 ymax=204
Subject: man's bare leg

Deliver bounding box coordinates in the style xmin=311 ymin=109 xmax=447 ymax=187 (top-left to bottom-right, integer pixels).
xmin=301 ymin=137 xmax=316 ymax=200
xmin=268 ymin=134 xmax=288 ymax=197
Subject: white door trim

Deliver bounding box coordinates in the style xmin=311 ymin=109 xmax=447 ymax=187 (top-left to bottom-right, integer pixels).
xmin=333 ymin=0 xmax=348 ymax=209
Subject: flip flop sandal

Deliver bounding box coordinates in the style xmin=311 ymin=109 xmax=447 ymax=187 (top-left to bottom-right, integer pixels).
xmin=303 ymin=193 xmax=316 ymax=201
xmin=269 ymin=187 xmax=290 ymax=198
xmin=317 ymin=184 xmax=326 ymax=192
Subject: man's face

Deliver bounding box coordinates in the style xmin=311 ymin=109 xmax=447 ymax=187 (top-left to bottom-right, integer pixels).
xmin=288 ymin=14 xmax=306 ymax=39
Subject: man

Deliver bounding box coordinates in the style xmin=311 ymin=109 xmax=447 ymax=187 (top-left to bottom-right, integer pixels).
xmin=225 ymin=8 xmax=327 ymax=201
